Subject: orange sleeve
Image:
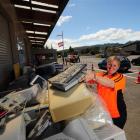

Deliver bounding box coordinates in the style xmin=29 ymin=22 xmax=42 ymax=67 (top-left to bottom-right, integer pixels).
xmin=112 ymin=74 xmax=126 ymax=93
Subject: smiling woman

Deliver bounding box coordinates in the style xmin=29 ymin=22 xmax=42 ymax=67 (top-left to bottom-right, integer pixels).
xmin=85 ymin=56 xmax=127 ymax=129
xmin=98 ymin=56 xmax=131 ymax=72
xmin=107 ymin=56 xmax=120 ymax=75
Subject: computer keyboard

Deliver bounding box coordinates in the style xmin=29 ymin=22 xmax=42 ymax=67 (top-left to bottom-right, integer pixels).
xmin=48 ymin=64 xmax=87 ymax=91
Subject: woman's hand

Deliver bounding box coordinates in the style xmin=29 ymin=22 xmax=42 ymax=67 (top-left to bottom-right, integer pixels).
xmin=85 ymin=71 xmax=96 ymax=82
xmin=84 ymin=71 xmax=96 ymax=90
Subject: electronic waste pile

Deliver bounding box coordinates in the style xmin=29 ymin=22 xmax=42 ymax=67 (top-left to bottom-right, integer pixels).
xmin=0 ymin=63 xmax=127 ymax=140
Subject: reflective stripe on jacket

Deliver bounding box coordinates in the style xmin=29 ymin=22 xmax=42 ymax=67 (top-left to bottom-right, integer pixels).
xmin=96 ymin=72 xmax=126 ymax=118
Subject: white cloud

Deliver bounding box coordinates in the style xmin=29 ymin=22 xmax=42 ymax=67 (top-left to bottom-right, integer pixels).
xmin=46 ymin=28 xmax=140 ymax=50
xmin=56 ymin=16 xmax=72 ymax=26
xmin=68 ymin=3 xmax=76 ymax=7
xmin=79 ymin=28 xmax=140 ymax=42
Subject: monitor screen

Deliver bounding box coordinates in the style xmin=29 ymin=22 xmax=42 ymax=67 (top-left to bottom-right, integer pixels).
xmin=30 ymin=75 xmax=48 ymax=89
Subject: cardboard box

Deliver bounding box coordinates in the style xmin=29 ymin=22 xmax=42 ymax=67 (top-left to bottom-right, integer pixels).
xmin=48 ymin=83 xmax=96 ymax=122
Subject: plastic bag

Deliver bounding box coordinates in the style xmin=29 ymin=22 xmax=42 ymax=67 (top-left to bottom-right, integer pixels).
xmin=36 ymin=88 xmax=48 ymax=104
xmin=82 ymin=90 xmax=113 ymax=129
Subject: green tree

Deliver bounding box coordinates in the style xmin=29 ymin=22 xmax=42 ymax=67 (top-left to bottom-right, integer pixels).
xmin=90 ymin=47 xmax=100 ymax=55
xmin=69 ymin=46 xmax=74 ymax=53
xmin=85 ymin=48 xmax=90 ymax=53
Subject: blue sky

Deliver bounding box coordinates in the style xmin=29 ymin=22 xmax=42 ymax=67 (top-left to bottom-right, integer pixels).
xmin=46 ymin=0 xmax=140 ymax=50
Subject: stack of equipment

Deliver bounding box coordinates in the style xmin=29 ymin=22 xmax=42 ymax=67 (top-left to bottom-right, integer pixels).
xmin=49 ymin=64 xmax=86 ymax=91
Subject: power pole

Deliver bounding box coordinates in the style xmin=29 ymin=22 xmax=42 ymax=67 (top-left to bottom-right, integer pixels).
xmin=57 ymin=31 xmax=65 ymax=64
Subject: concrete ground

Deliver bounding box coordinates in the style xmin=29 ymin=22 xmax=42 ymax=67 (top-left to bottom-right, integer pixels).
xmin=124 ymin=54 xmax=140 ymax=140
xmin=59 ymin=55 xmax=140 ymax=140
xmin=124 ymin=78 xmax=140 ymax=140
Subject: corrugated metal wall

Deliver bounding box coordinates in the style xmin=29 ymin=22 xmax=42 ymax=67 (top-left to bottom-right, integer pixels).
xmin=0 ymin=13 xmax=13 ymax=90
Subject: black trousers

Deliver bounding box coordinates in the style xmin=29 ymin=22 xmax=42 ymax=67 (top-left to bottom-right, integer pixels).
xmin=112 ymin=91 xmax=127 ymax=129
xmin=112 ymin=110 xmax=127 ymax=129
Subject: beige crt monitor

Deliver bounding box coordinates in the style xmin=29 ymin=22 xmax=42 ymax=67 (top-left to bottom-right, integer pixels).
xmin=48 ymin=83 xmax=96 ymax=122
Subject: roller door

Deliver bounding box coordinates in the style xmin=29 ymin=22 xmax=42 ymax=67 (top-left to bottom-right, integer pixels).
xmin=0 ymin=13 xmax=13 ymax=90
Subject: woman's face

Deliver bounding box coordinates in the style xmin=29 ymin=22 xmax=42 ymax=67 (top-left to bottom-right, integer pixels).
xmin=107 ymin=60 xmax=120 ymax=75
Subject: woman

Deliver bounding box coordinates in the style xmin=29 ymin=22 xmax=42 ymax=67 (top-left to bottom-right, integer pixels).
xmin=85 ymin=56 xmax=127 ymax=129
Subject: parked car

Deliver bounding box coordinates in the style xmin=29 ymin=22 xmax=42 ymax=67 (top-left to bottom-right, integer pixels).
xmin=98 ymin=56 xmax=131 ymax=72
xmin=65 ymin=54 xmax=80 ymax=63
xmin=131 ymin=56 xmax=140 ymax=66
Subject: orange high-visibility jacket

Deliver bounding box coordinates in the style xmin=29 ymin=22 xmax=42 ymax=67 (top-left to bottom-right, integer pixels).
xmin=96 ymin=72 xmax=126 ymax=118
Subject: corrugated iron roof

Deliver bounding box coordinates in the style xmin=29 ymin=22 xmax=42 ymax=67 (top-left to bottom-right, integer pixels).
xmin=11 ymin=0 xmax=69 ymax=48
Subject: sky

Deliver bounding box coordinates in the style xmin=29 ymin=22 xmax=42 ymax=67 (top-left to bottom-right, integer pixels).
xmin=46 ymin=0 xmax=140 ymax=51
